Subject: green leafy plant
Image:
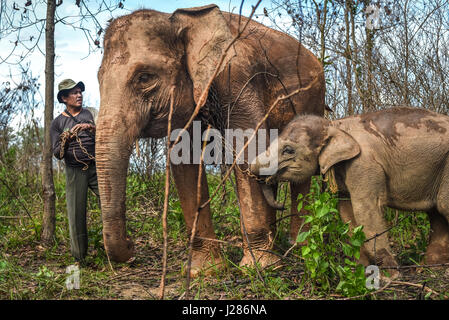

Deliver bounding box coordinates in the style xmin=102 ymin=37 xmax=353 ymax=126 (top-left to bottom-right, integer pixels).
xmin=35 ymin=265 xmax=55 ymax=279
xmin=296 ymin=176 xmax=369 ymax=297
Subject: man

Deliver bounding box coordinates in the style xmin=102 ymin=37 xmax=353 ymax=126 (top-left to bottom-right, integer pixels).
xmin=50 ymin=79 xmax=99 ymax=262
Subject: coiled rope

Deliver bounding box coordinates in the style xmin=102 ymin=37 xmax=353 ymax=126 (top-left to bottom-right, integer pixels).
xmin=59 ymin=127 xmax=95 ymax=170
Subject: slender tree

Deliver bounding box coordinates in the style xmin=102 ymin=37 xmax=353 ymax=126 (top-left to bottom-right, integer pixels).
xmin=41 ymin=0 xmax=56 ymax=245
xmin=344 ymin=0 xmax=353 ymax=115
xmin=362 ymin=0 xmax=378 ymax=112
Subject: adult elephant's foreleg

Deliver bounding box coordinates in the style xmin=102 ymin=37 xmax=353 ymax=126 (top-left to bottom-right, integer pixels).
xmin=234 ymin=167 xmax=279 ymax=269
xmin=171 ymin=163 xmax=223 ymax=277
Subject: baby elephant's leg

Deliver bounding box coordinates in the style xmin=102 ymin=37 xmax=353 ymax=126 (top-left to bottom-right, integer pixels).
xmin=428 ymin=165 xmax=449 ymax=264
xmin=345 ymin=164 xmax=399 ymax=277
xmin=426 ymin=210 xmax=449 ymax=264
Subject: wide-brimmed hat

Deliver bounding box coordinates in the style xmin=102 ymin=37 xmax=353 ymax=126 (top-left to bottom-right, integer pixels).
xmin=57 ymin=79 xmax=85 ymax=103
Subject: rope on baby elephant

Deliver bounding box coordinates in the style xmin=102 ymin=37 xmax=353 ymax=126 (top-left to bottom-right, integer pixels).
xmin=324 ymin=166 xmax=339 ymax=193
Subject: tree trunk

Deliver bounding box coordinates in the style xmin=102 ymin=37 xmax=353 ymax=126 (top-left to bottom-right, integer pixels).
xmin=350 ymin=1 xmax=365 ymax=113
xmin=363 ymin=0 xmax=375 ymax=112
xmin=403 ymin=0 xmax=410 ymax=105
xmin=345 ymin=0 xmax=353 ymax=115
xmin=315 ymin=0 xmax=329 ymax=66
xmin=41 ymin=0 xmax=56 ymax=246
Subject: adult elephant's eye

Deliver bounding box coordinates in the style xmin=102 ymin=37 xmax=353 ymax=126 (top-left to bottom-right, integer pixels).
xmin=133 ymin=72 xmax=159 ymax=94
xmin=282 ymin=145 xmax=295 ymax=156
xmin=138 ymin=73 xmax=153 ymax=84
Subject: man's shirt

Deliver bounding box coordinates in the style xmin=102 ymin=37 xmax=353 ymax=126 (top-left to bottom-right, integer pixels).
xmin=50 ymin=108 xmax=96 ymax=168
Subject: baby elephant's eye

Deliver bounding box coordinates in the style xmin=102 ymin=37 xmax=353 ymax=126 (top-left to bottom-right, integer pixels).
xmin=282 ymin=145 xmax=295 ymax=156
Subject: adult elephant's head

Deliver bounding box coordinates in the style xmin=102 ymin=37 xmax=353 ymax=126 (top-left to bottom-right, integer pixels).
xmin=96 ymin=5 xmax=234 ymax=262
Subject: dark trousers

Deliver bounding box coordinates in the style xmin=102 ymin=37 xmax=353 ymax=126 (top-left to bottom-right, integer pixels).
xmin=65 ymin=164 xmax=99 ymax=261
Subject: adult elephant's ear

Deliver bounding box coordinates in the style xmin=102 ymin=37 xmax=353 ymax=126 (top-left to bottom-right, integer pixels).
xmin=318 ymin=127 xmax=360 ymax=174
xmin=170 ymin=4 xmax=235 ymax=104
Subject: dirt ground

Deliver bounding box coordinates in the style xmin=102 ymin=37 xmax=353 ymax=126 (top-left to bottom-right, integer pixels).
xmin=3 ymin=233 xmax=448 ymax=300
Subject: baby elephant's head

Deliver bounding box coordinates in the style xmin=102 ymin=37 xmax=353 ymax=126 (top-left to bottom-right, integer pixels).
xmin=251 ymin=115 xmax=360 ymax=184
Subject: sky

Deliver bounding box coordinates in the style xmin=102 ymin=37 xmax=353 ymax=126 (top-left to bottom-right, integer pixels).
xmin=0 ymin=0 xmax=274 ymax=126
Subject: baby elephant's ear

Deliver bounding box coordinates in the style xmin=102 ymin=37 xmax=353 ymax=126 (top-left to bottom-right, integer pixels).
xmin=318 ymin=127 xmax=360 ymax=174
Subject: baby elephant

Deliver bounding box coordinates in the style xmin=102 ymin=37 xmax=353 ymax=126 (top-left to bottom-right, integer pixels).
xmin=251 ymin=107 xmax=449 ymax=272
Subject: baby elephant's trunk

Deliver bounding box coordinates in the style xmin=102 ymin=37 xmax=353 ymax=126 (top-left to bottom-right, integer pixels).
xmin=260 ymin=183 xmax=285 ymax=211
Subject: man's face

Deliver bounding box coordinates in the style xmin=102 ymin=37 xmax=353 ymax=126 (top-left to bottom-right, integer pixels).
xmin=62 ymin=87 xmax=83 ymax=108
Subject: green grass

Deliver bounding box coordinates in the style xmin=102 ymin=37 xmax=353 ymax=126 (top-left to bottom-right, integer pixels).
xmin=384 ymin=208 xmax=430 ymax=265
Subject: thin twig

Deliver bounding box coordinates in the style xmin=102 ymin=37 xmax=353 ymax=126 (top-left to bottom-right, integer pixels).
xmin=178 ymin=281 xmax=198 ymax=300
xmin=364 ymin=215 xmax=408 ymax=243
xmin=0 ymin=216 xmax=31 ymax=219
xmin=0 ymin=176 xmax=34 ymax=222
xmin=105 ymin=268 xmax=160 ymax=283
xmin=418 ymin=280 xmax=427 ymax=300
xmin=230 ymin=71 xmax=279 ymax=112
xmin=159 ymin=87 xmax=175 ymax=300
xmin=255 ymin=248 xmax=299 ymax=268
xmin=340 ymin=279 xmax=392 ymax=300
xmin=283 ymin=242 xmax=298 ymax=258
xmin=391 ymin=280 xmax=440 ymax=297
xmin=106 ymin=251 xmax=117 ymax=275
xmin=195 ymin=236 xmax=242 ymax=247
xmin=379 ymin=262 xmax=449 ymax=270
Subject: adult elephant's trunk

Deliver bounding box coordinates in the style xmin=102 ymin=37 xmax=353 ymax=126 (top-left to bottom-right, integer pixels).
xmin=95 ymin=107 xmax=135 ymax=262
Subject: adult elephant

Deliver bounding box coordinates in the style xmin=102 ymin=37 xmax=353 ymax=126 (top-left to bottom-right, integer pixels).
xmin=96 ymin=4 xmax=325 ymax=276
